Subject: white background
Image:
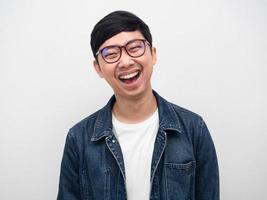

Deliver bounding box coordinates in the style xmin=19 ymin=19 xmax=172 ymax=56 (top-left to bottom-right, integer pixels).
xmin=1 ymin=0 xmax=266 ymax=199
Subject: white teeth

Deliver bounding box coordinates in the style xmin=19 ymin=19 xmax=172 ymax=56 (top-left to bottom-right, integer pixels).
xmin=119 ymin=71 xmax=139 ymax=80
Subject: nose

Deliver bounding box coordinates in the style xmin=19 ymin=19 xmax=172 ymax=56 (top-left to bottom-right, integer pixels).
xmin=117 ymin=48 xmax=135 ymax=68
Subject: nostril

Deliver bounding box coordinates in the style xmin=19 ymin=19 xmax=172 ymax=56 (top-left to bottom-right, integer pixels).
xmin=118 ymin=54 xmax=135 ymax=67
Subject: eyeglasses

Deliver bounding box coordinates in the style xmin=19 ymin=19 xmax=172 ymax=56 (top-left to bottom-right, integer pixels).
xmin=95 ymin=39 xmax=150 ymax=64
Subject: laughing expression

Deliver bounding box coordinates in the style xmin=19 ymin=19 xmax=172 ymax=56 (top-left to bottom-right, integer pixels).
xmin=93 ymin=31 xmax=157 ymax=99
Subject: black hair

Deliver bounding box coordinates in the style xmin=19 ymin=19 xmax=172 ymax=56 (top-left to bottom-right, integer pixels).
xmin=90 ymin=10 xmax=152 ymax=58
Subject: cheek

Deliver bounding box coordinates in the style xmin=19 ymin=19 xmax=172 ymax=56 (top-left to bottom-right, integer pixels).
xmin=141 ymin=57 xmax=154 ymax=70
xmin=98 ymin=62 xmax=116 ymax=75
xmin=102 ymin=67 xmax=118 ymax=82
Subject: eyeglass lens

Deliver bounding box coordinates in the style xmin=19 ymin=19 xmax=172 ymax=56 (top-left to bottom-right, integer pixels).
xmin=101 ymin=39 xmax=146 ymax=63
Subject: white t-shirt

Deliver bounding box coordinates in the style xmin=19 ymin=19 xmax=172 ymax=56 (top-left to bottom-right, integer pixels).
xmin=112 ymin=109 xmax=159 ymax=200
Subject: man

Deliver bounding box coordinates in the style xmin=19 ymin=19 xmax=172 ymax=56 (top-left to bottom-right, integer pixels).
xmin=57 ymin=10 xmax=219 ymax=200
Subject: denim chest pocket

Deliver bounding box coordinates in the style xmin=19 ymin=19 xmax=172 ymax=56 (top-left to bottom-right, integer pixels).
xmin=164 ymin=161 xmax=196 ymax=200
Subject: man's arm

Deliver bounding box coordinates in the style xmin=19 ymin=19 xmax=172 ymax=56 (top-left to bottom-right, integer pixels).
xmin=195 ymin=118 xmax=220 ymax=200
xmin=57 ymin=131 xmax=81 ymax=200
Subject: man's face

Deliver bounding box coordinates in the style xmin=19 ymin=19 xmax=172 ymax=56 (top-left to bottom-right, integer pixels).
xmin=93 ymin=31 xmax=157 ymax=99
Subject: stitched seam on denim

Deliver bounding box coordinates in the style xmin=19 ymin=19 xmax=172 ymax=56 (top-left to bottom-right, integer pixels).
xmin=150 ymin=130 xmax=167 ymax=199
xmin=164 ymin=161 xmax=196 ymax=170
xmin=104 ymin=168 xmax=110 ymax=200
xmin=68 ymin=130 xmax=80 ymax=156
xmin=164 ymin=164 xmax=169 ymax=200
xmin=86 ymin=167 xmax=96 ymax=199
xmin=105 ymin=136 xmax=126 ymax=181
xmin=106 ymin=135 xmax=127 ymax=199
xmin=81 ymin=167 xmax=89 ymax=200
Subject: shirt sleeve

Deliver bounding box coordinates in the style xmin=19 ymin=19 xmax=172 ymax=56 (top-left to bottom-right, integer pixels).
xmin=195 ymin=118 xmax=220 ymax=200
xmin=57 ymin=130 xmax=81 ymax=200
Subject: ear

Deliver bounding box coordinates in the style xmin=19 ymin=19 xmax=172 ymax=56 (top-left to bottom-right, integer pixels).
xmin=151 ymin=47 xmax=157 ymax=66
xmin=93 ymin=60 xmax=104 ymax=78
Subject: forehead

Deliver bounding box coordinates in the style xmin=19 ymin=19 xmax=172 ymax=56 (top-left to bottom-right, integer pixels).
xmin=99 ymin=31 xmax=145 ymax=49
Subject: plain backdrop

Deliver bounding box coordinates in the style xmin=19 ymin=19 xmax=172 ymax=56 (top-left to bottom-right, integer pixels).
xmin=1 ymin=0 xmax=266 ymax=199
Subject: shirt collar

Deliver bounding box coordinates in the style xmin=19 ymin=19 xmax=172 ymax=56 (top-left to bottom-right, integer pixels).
xmin=90 ymin=90 xmax=182 ymax=142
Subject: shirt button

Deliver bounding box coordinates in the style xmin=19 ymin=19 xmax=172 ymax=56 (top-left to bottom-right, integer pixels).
xmin=112 ymin=139 xmax=116 ymax=143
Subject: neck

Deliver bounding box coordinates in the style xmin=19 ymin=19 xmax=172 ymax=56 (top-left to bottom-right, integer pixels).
xmin=113 ymin=89 xmax=157 ymax=124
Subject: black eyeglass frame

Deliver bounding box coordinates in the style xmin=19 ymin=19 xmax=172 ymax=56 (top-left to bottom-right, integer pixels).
xmin=95 ymin=39 xmax=150 ymax=64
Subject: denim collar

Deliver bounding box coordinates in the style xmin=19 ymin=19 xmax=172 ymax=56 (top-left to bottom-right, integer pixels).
xmin=91 ymin=90 xmax=182 ymax=141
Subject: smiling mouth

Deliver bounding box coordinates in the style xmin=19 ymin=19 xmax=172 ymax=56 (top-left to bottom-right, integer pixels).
xmin=119 ymin=71 xmax=140 ymax=84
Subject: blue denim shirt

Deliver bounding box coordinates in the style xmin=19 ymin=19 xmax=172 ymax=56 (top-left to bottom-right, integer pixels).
xmin=57 ymin=91 xmax=219 ymax=200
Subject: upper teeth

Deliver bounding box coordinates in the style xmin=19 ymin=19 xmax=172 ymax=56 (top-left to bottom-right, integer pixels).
xmin=119 ymin=71 xmax=138 ymax=80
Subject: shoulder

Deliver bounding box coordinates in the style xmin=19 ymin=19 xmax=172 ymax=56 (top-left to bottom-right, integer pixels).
xmin=66 ymin=95 xmax=114 ymax=144
xmin=154 ymin=90 xmax=203 ymax=125
xmin=169 ymin=102 xmax=202 ymax=120
xmin=169 ymin=102 xmax=205 ymax=128
xmin=165 ymin=101 xmax=212 ymax=155
xmin=170 ymin=101 xmax=205 ymax=129
xmin=67 ymin=109 xmax=101 ymax=140
xmin=167 ymin=101 xmax=212 ymax=150
xmin=159 ymin=96 xmax=207 ymax=140
xmin=154 ymin=90 xmax=207 ymax=137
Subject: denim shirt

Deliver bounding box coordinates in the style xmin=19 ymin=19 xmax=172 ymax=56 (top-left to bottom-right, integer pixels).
xmin=57 ymin=91 xmax=219 ymax=200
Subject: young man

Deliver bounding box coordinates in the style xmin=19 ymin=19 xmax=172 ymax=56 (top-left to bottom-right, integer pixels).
xmin=57 ymin=11 xmax=219 ymax=200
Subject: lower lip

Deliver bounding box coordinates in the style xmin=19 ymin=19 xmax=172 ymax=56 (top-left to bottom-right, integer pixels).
xmin=120 ymin=72 xmax=141 ymax=89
